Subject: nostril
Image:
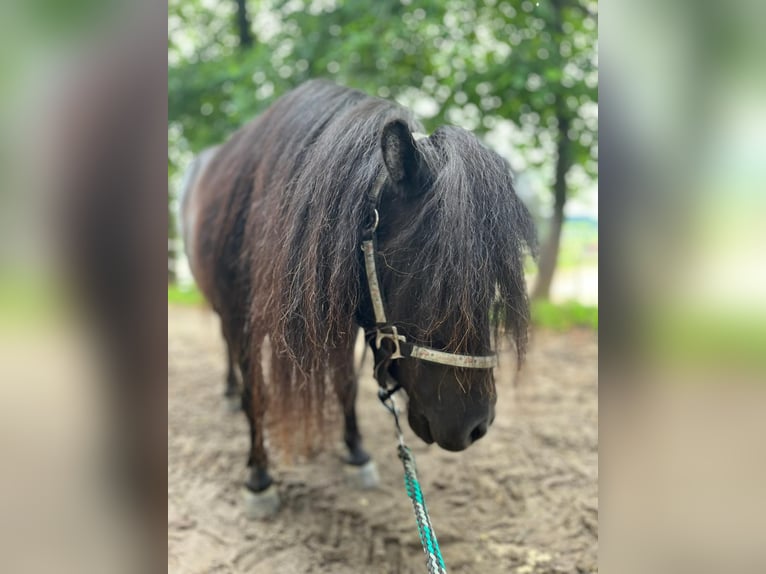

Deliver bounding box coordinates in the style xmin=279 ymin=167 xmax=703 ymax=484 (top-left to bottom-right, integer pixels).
xmin=469 ymin=422 xmax=488 ymax=443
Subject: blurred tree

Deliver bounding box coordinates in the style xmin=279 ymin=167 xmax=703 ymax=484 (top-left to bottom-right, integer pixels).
xmin=168 ymin=0 xmax=597 ymax=297
xmin=234 ymin=0 xmax=254 ymax=49
xmin=478 ymin=0 xmax=597 ymax=299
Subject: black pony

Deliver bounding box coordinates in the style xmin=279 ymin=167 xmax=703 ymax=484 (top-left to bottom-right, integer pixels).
xmin=180 ymin=79 xmax=536 ymax=516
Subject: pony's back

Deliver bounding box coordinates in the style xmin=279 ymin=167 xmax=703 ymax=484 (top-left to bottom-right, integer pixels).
xmin=178 ymin=145 xmax=218 ymax=272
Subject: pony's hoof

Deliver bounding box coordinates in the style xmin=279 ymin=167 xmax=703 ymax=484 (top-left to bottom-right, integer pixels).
xmin=243 ymin=486 xmax=280 ymax=519
xmin=224 ymin=394 xmax=241 ymax=413
xmin=345 ymin=460 xmax=379 ymax=490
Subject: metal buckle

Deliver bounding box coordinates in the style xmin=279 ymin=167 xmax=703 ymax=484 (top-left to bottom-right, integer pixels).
xmin=375 ymin=325 xmax=406 ymax=360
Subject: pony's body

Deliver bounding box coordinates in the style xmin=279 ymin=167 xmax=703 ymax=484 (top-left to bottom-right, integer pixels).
xmin=181 ymin=80 xmax=535 ymax=510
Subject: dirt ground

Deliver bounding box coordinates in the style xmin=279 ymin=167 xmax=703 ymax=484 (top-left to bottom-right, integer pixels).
xmin=168 ymin=305 xmax=598 ymax=574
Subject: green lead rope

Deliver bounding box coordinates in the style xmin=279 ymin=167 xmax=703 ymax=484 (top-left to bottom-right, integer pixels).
xmin=398 ymin=444 xmax=448 ymax=574
xmin=379 ymin=390 xmax=448 ymax=574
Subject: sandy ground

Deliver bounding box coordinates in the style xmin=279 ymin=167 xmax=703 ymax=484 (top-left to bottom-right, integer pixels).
xmin=168 ymin=306 xmax=598 ymax=573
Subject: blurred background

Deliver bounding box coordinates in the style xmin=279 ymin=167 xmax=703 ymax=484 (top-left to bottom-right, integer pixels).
xmin=0 ymin=0 xmax=763 ymax=572
xmin=0 ymin=2 xmax=166 ymax=573
xmin=166 ymin=3 xmax=599 ymax=572
xmin=168 ymin=0 xmax=599 ymax=326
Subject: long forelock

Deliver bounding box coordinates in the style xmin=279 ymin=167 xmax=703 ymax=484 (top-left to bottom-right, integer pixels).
xmin=384 ymin=126 xmax=537 ymax=361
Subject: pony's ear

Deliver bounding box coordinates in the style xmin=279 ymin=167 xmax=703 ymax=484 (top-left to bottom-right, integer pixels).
xmin=381 ymin=120 xmax=422 ymax=186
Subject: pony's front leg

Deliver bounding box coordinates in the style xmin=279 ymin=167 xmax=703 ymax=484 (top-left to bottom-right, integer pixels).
xmin=240 ymin=353 xmax=280 ymax=519
xmin=332 ymin=346 xmax=379 ymax=489
xmin=337 ymin=377 xmax=371 ymax=465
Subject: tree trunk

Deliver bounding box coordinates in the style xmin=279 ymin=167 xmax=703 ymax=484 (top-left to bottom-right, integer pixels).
xmin=234 ymin=0 xmax=253 ymax=49
xmin=532 ymin=114 xmax=571 ymax=300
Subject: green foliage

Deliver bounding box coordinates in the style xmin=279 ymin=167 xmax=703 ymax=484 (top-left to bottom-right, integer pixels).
xmin=168 ymin=284 xmax=206 ymax=306
xmin=531 ymin=299 xmax=598 ymax=330
xmin=168 ymin=0 xmax=597 ymax=186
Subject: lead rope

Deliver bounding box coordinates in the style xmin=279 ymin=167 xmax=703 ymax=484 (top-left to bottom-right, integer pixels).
xmin=379 ymin=389 xmax=448 ymax=574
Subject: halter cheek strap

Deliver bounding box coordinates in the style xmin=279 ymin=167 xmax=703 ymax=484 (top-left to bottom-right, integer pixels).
xmin=361 ymin=167 xmax=497 ymax=383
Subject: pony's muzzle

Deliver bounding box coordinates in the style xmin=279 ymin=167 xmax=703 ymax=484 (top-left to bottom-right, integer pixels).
xmin=428 ymin=404 xmax=494 ymax=452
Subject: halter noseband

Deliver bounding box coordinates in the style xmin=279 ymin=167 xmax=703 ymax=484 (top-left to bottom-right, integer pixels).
xmin=360 ymin=168 xmax=497 ymax=389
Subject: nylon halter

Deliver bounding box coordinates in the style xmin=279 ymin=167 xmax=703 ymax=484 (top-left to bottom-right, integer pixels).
xmin=360 ymin=166 xmax=497 ymax=390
